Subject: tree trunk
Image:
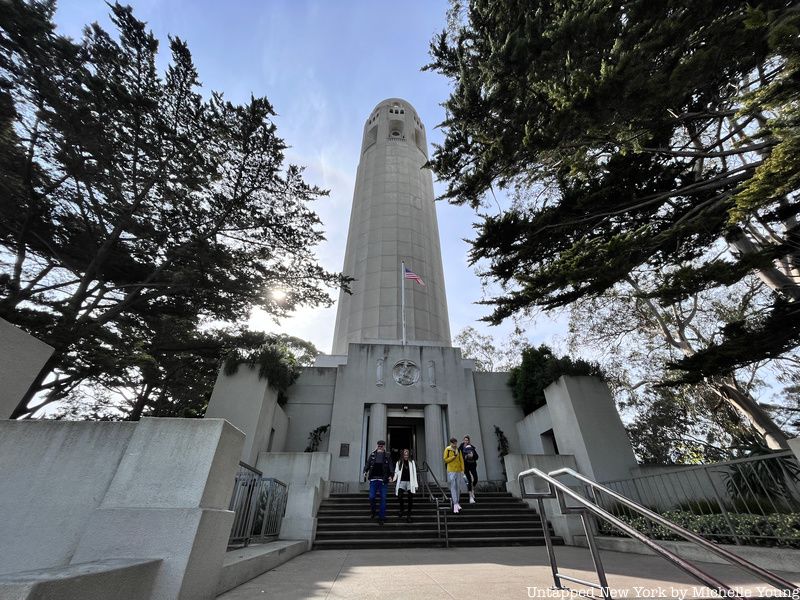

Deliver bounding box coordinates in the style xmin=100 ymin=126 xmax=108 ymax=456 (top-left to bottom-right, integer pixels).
xmin=128 ymin=383 xmax=154 ymax=421
xmin=711 ymin=377 xmax=789 ymax=450
xmin=727 ymin=228 xmax=800 ymax=301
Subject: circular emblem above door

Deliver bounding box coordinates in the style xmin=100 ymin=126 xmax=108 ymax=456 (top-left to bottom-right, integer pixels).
xmin=392 ymin=359 xmax=420 ymax=386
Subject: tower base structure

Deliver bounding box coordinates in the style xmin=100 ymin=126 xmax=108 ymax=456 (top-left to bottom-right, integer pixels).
xmin=207 ymin=341 xmax=639 ymax=489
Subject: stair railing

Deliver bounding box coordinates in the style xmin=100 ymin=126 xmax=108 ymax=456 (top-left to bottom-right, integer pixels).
xmin=518 ymin=466 xmax=799 ymax=599
xmin=420 ymin=461 xmax=450 ymax=548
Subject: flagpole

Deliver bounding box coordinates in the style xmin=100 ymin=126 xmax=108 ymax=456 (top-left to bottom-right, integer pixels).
xmin=401 ymin=261 xmax=406 ymax=346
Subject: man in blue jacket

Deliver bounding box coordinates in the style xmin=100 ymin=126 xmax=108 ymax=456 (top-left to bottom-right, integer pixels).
xmin=363 ymin=440 xmax=392 ymax=524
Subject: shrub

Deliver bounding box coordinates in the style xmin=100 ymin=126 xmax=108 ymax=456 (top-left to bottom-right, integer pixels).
xmin=224 ymin=343 xmax=301 ymax=406
xmin=508 ymin=345 xmax=604 ymax=415
xmin=599 ymin=510 xmax=800 ymax=548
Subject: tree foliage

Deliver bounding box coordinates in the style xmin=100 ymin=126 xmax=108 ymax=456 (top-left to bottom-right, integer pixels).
xmin=0 ymin=1 xmax=345 ymax=417
xmin=426 ymin=0 xmax=800 ymax=378
xmin=507 ymin=344 xmax=603 ymax=415
xmin=453 ymin=324 xmax=527 ymax=371
xmin=568 ymin=275 xmax=797 ymax=449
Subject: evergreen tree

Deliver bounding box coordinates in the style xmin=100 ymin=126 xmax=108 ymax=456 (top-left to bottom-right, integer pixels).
xmin=426 ymin=1 xmax=799 ymax=443
xmin=426 ymin=0 xmax=799 ymax=368
xmin=0 ymin=2 xmax=345 ymax=417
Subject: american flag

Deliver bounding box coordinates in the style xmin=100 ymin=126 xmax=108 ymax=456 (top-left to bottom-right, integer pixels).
xmin=403 ymin=266 xmax=426 ymax=286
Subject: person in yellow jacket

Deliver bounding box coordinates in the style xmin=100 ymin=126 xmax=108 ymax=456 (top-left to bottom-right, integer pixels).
xmin=443 ymin=437 xmax=465 ymax=513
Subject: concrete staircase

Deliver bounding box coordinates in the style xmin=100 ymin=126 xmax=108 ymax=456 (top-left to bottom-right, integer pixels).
xmin=313 ymin=491 xmax=563 ymax=549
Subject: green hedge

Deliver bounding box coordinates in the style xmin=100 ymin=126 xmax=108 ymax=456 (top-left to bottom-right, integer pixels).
xmin=599 ymin=510 xmax=800 ymax=548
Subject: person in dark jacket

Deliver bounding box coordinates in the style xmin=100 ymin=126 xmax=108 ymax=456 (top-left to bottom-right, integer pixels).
xmin=459 ymin=435 xmax=480 ymax=504
xmin=363 ymin=440 xmax=392 ymax=524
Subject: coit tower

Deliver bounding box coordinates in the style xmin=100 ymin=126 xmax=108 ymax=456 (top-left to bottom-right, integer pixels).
xmin=331 ymin=98 xmax=451 ymax=354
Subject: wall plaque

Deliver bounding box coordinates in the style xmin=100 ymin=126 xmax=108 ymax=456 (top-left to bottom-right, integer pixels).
xmin=392 ymin=359 xmax=420 ymax=386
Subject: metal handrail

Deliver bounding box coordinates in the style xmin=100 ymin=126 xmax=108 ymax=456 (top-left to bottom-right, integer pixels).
xmin=517 ymin=467 xmax=798 ymax=598
xmin=548 ymin=467 xmax=798 ymax=592
xmin=239 ymin=460 xmax=262 ymax=476
xmin=420 ymin=461 xmax=450 ymax=548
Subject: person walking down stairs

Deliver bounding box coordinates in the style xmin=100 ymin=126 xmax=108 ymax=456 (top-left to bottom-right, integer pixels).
xmin=459 ymin=435 xmax=480 ymax=504
xmin=443 ymin=437 xmax=465 ymax=514
xmin=363 ymin=440 xmax=392 ymax=525
xmin=392 ymin=448 xmax=418 ymax=522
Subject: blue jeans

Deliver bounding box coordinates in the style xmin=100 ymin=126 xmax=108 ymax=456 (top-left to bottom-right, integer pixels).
xmin=369 ymin=479 xmax=388 ymax=519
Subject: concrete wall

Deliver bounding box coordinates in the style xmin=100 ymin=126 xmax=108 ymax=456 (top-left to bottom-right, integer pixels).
xmin=255 ymin=452 xmax=332 ymax=487
xmin=255 ymin=452 xmax=332 ymax=548
xmin=473 ymin=371 xmax=524 ymax=481
xmin=0 ymin=421 xmax=137 ymax=575
xmin=0 ymin=418 xmax=244 ymax=600
xmin=283 ymin=367 xmax=336 ymax=453
xmin=516 ymin=405 xmax=553 ymax=455
xmin=271 ymin=405 xmax=289 ymax=452
xmin=321 ymin=343 xmax=487 ymax=482
xmin=543 ymin=375 xmax=637 ymax=482
xmin=0 ymin=318 xmax=54 ymax=418
xmin=205 ymin=366 xmax=278 ymax=466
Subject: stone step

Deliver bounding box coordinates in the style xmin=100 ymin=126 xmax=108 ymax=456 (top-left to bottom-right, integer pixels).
xmin=316 ymin=527 xmax=548 ymax=540
xmin=314 ymin=490 xmax=558 ymax=550
xmin=321 ymin=498 xmax=522 ymax=507
xmin=318 ymin=508 xmax=534 ymax=517
xmin=327 ymin=491 xmax=514 ymax=499
xmin=317 ymin=514 xmax=541 ymax=531
xmin=312 ymin=535 xmax=563 ymax=550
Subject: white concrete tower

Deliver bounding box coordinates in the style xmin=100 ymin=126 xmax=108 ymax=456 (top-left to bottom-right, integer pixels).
xmin=331 ymin=98 xmax=451 ymax=354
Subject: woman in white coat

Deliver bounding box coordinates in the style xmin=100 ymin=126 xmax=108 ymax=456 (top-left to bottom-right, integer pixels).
xmin=392 ymin=448 xmax=418 ymax=522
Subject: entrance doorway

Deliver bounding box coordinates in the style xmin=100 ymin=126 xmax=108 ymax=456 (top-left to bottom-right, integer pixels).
xmin=387 ymin=424 xmax=414 ymax=465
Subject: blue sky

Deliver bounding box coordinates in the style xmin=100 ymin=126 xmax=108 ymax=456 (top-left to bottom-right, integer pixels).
xmin=53 ymin=0 xmax=567 ymax=354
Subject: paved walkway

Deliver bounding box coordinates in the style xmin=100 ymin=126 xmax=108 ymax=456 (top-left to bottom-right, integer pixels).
xmin=217 ymin=545 xmax=800 ymax=600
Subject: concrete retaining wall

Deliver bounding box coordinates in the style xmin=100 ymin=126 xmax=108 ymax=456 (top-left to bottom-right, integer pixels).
xmin=0 ymin=318 xmax=54 ymax=418
xmin=542 ymin=376 xmax=637 ymax=482
xmin=0 ymin=418 xmax=244 ymax=600
xmin=0 ymin=421 xmax=137 ymax=575
xmin=206 ymin=365 xmax=278 ymax=465
xmin=474 ymin=371 xmax=524 ymax=482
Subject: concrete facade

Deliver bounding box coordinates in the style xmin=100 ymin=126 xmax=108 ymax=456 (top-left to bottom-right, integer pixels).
xmin=255 ymin=452 xmax=332 ymax=548
xmin=206 ymin=365 xmax=284 ymax=465
xmin=542 ymin=375 xmax=638 ymax=482
xmin=331 ymin=98 xmax=450 ymax=354
xmin=514 ymin=375 xmax=638 ymax=482
xmin=0 ymin=317 xmax=54 ymax=418
xmin=0 ymin=418 xmax=244 ymax=600
xmin=311 ymin=342 xmax=494 ymax=482
xmin=282 ymin=367 xmax=336 ymax=453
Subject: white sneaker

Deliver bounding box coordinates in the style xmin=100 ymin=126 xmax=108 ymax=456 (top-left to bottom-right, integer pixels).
xmin=469 ymin=494 xmax=476 ymax=504
xmin=453 ymin=503 xmax=461 ymax=513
